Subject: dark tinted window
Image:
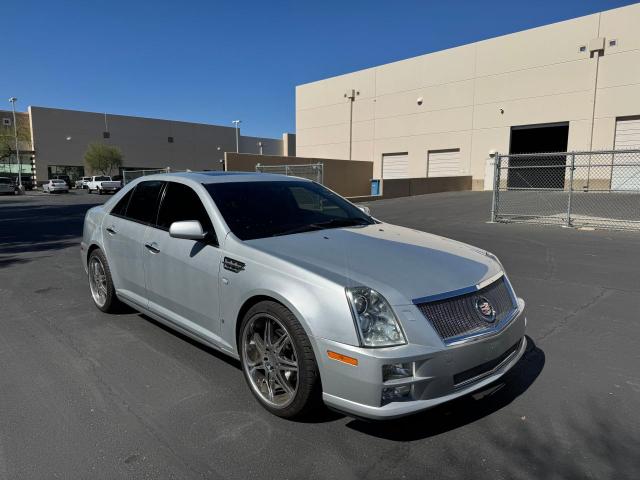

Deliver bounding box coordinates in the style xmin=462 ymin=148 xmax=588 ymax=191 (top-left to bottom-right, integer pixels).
xmin=157 ymin=182 xmax=214 ymax=233
xmin=205 ymin=181 xmax=373 ymax=240
xmin=126 ymin=181 xmax=164 ymax=224
xmin=0 ymin=178 xmax=11 ymax=185
xmin=111 ymin=188 xmax=134 ymax=217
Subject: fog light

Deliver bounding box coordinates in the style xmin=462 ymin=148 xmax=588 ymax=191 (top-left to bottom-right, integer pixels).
xmin=382 ymin=363 xmax=412 ymax=382
xmin=381 ymin=385 xmax=411 ymax=404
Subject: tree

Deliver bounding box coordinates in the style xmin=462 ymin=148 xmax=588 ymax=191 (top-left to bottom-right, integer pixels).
xmin=0 ymin=137 xmax=12 ymax=161
xmin=84 ymin=143 xmax=123 ymax=175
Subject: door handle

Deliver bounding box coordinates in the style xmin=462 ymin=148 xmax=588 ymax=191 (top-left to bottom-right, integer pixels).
xmin=105 ymin=226 xmax=117 ymax=235
xmin=144 ymin=242 xmax=160 ymax=254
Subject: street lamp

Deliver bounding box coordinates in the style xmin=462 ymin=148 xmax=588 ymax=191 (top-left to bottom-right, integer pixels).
xmin=8 ymin=97 xmax=23 ymax=194
xmin=232 ymin=120 xmax=241 ymax=153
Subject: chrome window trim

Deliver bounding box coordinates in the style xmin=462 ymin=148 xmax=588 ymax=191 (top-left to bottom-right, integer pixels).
xmin=411 ymin=271 xmax=504 ymax=305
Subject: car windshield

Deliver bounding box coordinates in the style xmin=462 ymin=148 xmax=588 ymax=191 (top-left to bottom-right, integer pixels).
xmin=205 ymin=180 xmax=375 ymax=240
xmin=0 ymin=178 xmax=11 ymax=184
xmin=52 ymin=180 xmax=65 ymax=184
xmin=95 ymin=176 xmax=111 ymax=181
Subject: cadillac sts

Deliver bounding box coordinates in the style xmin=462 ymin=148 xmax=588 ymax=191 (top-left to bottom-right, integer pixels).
xmin=81 ymin=172 xmax=527 ymax=419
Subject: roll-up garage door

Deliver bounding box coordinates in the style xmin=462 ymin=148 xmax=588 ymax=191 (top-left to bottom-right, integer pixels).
xmin=612 ymin=117 xmax=640 ymax=191
xmin=427 ymin=149 xmax=461 ymax=177
xmin=382 ymin=153 xmax=409 ymax=179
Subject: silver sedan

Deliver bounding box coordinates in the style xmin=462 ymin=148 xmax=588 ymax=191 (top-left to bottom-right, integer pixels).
xmin=81 ymin=172 xmax=526 ymax=419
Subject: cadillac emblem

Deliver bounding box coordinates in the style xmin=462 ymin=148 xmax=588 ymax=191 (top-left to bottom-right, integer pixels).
xmin=475 ymin=296 xmax=496 ymax=323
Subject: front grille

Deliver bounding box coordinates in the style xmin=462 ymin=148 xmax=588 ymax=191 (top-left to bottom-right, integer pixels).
xmin=415 ymin=277 xmax=516 ymax=343
xmin=453 ymin=339 xmax=522 ymax=387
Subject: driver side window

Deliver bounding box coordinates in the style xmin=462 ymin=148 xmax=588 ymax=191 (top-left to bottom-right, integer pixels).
xmin=157 ymin=182 xmax=217 ymax=243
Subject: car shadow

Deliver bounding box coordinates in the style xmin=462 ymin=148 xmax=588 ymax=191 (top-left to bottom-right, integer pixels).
xmin=0 ymin=202 xmax=99 ymax=258
xmin=345 ymin=336 xmax=544 ymax=440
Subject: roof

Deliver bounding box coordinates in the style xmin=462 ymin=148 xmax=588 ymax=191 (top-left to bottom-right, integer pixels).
xmin=147 ymin=170 xmax=309 ymax=184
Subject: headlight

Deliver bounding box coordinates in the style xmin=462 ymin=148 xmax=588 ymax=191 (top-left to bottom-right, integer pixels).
xmin=345 ymin=287 xmax=406 ymax=347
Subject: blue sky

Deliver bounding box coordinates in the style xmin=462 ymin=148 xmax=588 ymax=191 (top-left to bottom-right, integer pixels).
xmin=2 ymin=0 xmax=634 ymax=138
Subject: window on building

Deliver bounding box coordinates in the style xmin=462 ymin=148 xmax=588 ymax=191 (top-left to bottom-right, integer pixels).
xmin=103 ymin=131 xmax=110 ymax=139
xmin=168 ymin=136 xmax=174 ymax=143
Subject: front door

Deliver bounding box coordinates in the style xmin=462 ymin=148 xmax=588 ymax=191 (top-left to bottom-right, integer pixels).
xmin=143 ymin=181 xmax=223 ymax=338
xmin=102 ymin=181 xmax=165 ymax=308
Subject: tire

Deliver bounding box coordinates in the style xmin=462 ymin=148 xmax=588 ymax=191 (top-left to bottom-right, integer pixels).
xmin=87 ymin=249 xmax=123 ymax=313
xmin=239 ymin=301 xmax=322 ymax=419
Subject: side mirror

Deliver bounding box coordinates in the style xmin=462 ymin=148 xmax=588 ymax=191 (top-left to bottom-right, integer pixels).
xmin=358 ymin=205 xmax=371 ymax=216
xmin=169 ymin=220 xmax=206 ymax=240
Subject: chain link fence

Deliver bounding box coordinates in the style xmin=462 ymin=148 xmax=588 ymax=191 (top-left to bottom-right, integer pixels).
xmin=122 ymin=168 xmax=172 ymax=185
xmin=255 ymin=163 xmax=323 ymax=184
xmin=491 ymin=150 xmax=640 ymax=231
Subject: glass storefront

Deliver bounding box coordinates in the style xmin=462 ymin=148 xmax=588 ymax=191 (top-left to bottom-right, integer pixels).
xmin=0 ymin=154 xmax=35 ymax=188
xmin=47 ymin=165 xmax=85 ymax=182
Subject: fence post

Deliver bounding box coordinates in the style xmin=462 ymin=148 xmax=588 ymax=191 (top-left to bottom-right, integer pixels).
xmin=490 ymin=153 xmax=500 ymax=222
xmin=566 ymin=152 xmax=575 ymax=227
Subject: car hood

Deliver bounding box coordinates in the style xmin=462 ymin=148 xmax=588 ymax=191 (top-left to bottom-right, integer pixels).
xmin=245 ymin=223 xmax=501 ymax=305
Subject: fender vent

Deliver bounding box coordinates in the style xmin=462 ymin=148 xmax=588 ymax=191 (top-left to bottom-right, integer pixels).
xmin=223 ymin=257 xmax=245 ymax=273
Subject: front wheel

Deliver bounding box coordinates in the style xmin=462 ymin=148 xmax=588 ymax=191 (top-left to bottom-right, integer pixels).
xmin=239 ymin=301 xmax=322 ymax=419
xmin=87 ymin=249 xmax=123 ymax=313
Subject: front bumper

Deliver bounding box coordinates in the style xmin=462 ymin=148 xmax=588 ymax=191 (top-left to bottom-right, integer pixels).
xmin=315 ymin=299 xmax=527 ymax=420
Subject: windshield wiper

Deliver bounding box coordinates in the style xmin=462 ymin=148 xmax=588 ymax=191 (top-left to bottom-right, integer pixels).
xmin=273 ymin=218 xmax=371 ymax=237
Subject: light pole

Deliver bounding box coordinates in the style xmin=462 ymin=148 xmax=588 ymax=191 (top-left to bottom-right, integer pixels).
xmin=344 ymin=89 xmax=359 ymax=160
xmin=232 ymin=120 xmax=241 ymax=153
xmin=8 ymin=97 xmax=23 ymax=193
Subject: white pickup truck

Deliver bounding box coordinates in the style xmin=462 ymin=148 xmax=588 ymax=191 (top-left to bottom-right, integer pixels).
xmin=86 ymin=176 xmax=122 ymax=195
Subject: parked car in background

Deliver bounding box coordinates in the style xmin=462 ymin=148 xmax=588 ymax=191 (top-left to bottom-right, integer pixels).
xmin=13 ymin=176 xmax=34 ymax=191
xmin=0 ymin=177 xmax=13 ymax=195
xmin=42 ymin=179 xmax=70 ymax=193
xmin=87 ymin=176 xmax=121 ymax=195
xmin=81 ymin=172 xmax=527 ymax=420
xmin=112 ymin=175 xmax=124 ymax=187
xmin=75 ymin=176 xmax=92 ymax=189
xmin=53 ymin=175 xmax=72 ymax=188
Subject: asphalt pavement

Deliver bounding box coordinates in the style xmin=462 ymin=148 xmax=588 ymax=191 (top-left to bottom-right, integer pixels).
xmin=0 ymin=189 xmax=638 ymax=479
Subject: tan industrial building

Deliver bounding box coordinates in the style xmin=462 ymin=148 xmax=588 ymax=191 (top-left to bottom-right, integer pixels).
xmin=295 ymin=3 xmax=640 ymax=190
xmin=1 ymin=106 xmax=294 ymax=185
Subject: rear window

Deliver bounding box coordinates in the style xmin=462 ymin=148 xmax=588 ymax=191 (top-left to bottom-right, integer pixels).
xmin=52 ymin=180 xmax=65 ymax=184
xmin=125 ymin=181 xmax=164 ymax=224
xmin=94 ymin=176 xmax=111 ymax=181
xmin=0 ymin=178 xmax=11 ymax=185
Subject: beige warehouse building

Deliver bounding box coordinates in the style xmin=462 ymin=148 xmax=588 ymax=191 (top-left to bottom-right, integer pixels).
xmin=295 ymin=3 xmax=640 ymax=190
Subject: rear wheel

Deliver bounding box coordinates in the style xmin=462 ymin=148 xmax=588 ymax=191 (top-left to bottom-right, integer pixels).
xmin=87 ymin=249 xmax=123 ymax=313
xmin=239 ymin=301 xmax=322 ymax=419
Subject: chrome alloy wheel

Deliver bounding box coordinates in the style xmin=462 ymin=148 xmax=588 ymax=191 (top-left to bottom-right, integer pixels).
xmin=88 ymin=256 xmax=108 ymax=307
xmin=242 ymin=313 xmax=299 ymax=408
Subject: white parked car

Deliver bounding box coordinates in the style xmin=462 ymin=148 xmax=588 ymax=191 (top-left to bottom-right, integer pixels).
xmin=0 ymin=177 xmax=14 ymax=195
xmin=87 ymin=176 xmax=122 ymax=195
xmin=75 ymin=176 xmax=92 ymax=189
xmin=42 ymin=179 xmax=69 ymax=193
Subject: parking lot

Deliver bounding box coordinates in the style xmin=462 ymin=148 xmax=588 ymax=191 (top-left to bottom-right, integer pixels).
xmin=1 ymin=189 xmax=638 ymax=479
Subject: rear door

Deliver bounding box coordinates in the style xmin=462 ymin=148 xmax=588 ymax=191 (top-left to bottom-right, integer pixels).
xmin=143 ymin=181 xmax=223 ymax=338
xmin=102 ymin=180 xmax=164 ymax=308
